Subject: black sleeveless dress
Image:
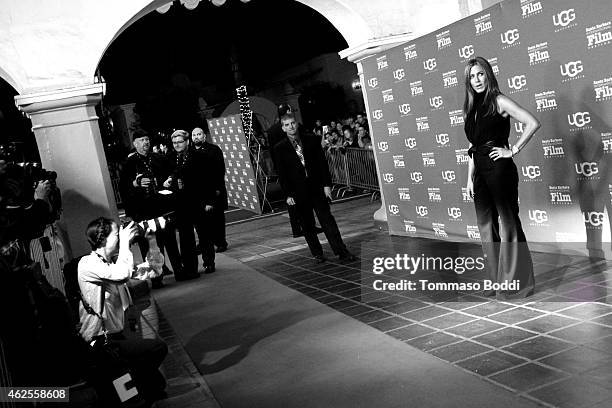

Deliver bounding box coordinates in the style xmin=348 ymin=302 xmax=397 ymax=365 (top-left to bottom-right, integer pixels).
xmin=465 ymin=93 xmax=535 ymax=299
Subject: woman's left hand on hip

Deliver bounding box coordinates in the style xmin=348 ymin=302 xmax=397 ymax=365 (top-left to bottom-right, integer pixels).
xmin=489 ymin=147 xmax=512 ymax=161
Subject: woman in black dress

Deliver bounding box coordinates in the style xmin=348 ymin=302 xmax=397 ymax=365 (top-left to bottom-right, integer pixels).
xmin=463 ymin=57 xmax=540 ymax=299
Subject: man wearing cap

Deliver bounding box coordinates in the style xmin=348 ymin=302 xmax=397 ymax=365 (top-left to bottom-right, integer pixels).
xmin=120 ymin=130 xmax=183 ymax=285
xmin=191 ymin=127 xmax=228 ymax=253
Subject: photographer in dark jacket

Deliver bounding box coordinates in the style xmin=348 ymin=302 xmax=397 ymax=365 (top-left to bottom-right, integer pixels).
xmin=119 ymin=130 xmax=182 ymax=286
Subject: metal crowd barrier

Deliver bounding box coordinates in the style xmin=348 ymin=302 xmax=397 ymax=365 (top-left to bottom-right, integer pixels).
xmin=325 ymin=148 xmax=379 ymax=199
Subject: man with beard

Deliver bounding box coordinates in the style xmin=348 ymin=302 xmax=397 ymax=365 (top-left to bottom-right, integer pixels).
xmin=191 ymin=127 xmax=228 ymax=253
xmin=120 ymin=130 xmax=183 ymax=285
xmin=164 ymin=130 xmax=216 ymax=275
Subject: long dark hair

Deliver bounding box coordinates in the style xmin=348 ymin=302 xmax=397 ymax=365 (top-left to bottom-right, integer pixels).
xmin=463 ymin=56 xmax=502 ymax=119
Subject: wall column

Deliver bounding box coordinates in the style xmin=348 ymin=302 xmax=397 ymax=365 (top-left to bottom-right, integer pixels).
xmin=15 ymin=83 xmax=118 ymax=259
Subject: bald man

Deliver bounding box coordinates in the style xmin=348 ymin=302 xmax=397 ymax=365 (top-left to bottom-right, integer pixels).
xmin=192 ymin=128 xmax=229 ymax=252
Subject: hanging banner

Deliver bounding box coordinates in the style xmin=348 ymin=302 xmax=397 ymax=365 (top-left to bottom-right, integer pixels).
xmin=363 ymin=0 xmax=612 ymax=258
xmin=208 ymin=114 xmax=262 ymax=214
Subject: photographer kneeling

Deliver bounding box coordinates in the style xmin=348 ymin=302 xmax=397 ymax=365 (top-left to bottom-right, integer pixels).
xmin=78 ymin=217 xmax=168 ymax=403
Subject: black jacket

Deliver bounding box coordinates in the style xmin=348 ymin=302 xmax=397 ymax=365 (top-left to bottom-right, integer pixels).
xmin=166 ymin=148 xmax=216 ymax=211
xmin=194 ymin=142 xmax=228 ymax=210
xmin=272 ymin=131 xmax=332 ymax=200
xmin=120 ymin=152 xmax=173 ymax=220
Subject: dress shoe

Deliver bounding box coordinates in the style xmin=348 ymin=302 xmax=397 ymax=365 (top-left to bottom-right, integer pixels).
xmin=338 ymin=252 xmax=357 ymax=262
xmin=292 ymin=231 xmax=304 ymax=238
xmin=215 ymin=245 xmax=228 ymax=253
xmin=313 ymin=255 xmax=327 ymax=264
xmin=315 ymin=226 xmax=324 ymax=234
xmin=203 ymin=265 xmax=216 ymax=274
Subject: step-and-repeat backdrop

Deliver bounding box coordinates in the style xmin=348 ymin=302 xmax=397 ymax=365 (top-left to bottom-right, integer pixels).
xmin=208 ymin=115 xmax=262 ymax=214
xmin=363 ymin=0 xmax=612 ymax=255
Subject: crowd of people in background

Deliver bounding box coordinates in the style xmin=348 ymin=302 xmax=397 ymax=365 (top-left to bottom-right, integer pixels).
xmin=312 ymin=113 xmax=372 ymax=152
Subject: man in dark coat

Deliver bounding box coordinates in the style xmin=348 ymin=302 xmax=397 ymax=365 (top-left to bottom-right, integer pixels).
xmin=120 ymin=130 xmax=182 ymax=285
xmin=164 ymin=130 xmax=216 ymax=276
xmin=273 ymin=113 xmax=356 ymax=263
xmin=192 ymin=127 xmax=228 ymax=252
xmin=267 ymin=104 xmax=322 ymax=238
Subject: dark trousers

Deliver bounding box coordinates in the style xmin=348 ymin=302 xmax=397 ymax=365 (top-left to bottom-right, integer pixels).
xmin=473 ymin=156 xmax=535 ymax=299
xmin=137 ymin=218 xmax=182 ymax=275
xmin=288 ymin=204 xmax=303 ymax=236
xmin=195 ymin=210 xmax=216 ymax=267
xmin=294 ymin=180 xmax=348 ymax=257
xmin=111 ymin=332 xmax=168 ymax=400
xmin=211 ymin=206 xmax=228 ymax=248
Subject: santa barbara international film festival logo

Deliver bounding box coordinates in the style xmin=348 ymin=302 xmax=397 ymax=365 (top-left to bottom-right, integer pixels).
xmin=456 ymin=148 xmax=469 ymax=165
xmin=443 ymin=70 xmax=459 ymax=88
xmin=382 ymin=89 xmax=395 ymax=104
xmin=467 ymin=225 xmax=480 ymax=240
xmin=474 ymin=13 xmax=493 ymax=36
xmin=553 ymin=8 xmax=577 ymax=32
xmin=501 ymin=29 xmax=520 ymax=49
xmin=542 ymin=138 xmax=565 ymax=158
xmin=520 ymin=0 xmax=542 ymax=19
xmin=575 ymin=161 xmax=599 ymax=179
xmin=428 ymin=187 xmax=441 ymax=203
xmin=586 ymin=21 xmax=612 ymax=50
xmin=461 ymin=187 xmax=473 ymax=203
xmin=432 ymin=222 xmax=448 ymax=238
xmin=376 ymin=55 xmax=389 ymax=71
xmin=422 ymin=152 xmax=436 ymax=167
xmin=560 ymin=60 xmax=584 ymax=82
xmin=404 ymin=44 xmax=418 ymax=61
xmin=393 ymin=155 xmax=406 ymax=169
xmin=567 ymin=111 xmax=591 ymax=131
xmin=398 ymin=187 xmax=411 ymax=201
xmin=528 ymin=209 xmax=549 ymax=227
xmin=603 ymin=132 xmax=612 ymax=154
xmin=404 ymin=220 xmax=417 ymax=234
xmin=387 ymin=122 xmax=400 ymax=136
xmin=449 ymin=110 xmax=464 ymax=127
xmin=410 ymin=80 xmax=424 ymax=97
xmin=527 ymin=42 xmax=550 ymax=65
xmin=507 ymin=74 xmax=528 ymax=94
xmin=436 ymin=30 xmax=452 ymax=50
xmin=535 ymin=91 xmax=558 ymax=112
xmin=594 ymin=77 xmax=612 ymax=102
xmin=416 ymin=116 xmax=431 ymax=132
xmin=549 ymin=186 xmax=572 ymax=205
